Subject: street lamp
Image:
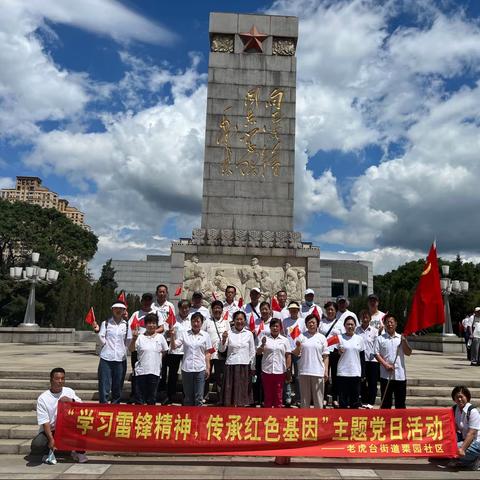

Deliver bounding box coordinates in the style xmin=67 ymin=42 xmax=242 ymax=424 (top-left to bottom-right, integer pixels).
xmin=9 ymin=252 xmax=59 ymax=328
xmin=440 ymin=265 xmax=468 ymax=336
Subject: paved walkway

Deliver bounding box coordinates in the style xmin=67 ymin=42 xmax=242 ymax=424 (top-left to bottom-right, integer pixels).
xmin=0 ymin=341 xmax=474 ymax=380
xmin=0 ymin=454 xmax=478 ymax=479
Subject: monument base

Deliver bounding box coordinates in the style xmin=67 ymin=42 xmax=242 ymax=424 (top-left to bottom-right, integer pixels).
xmin=171 ymin=240 xmax=323 ymax=303
xmin=0 ymin=327 xmax=76 ymax=344
xmin=407 ymin=334 xmax=466 ymax=353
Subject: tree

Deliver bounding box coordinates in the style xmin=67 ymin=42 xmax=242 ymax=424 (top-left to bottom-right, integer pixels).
xmin=98 ymin=259 xmax=117 ymax=290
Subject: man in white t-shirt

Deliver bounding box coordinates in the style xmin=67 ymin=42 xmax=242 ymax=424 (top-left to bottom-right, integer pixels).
xmin=223 ymin=285 xmax=240 ymax=323
xmin=336 ymin=296 xmax=358 ymax=325
xmin=152 ymin=284 xmax=174 ymax=329
xmin=368 ymin=294 xmax=385 ymax=332
xmin=300 ymin=289 xmax=322 ymax=319
xmin=470 ymin=308 xmax=480 ymax=366
xmin=272 ymin=289 xmax=289 ymax=321
xmin=30 ymin=368 xmax=87 ymax=463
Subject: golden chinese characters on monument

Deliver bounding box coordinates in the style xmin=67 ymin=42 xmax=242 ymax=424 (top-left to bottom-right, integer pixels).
xmin=217 ymin=86 xmax=285 ymax=177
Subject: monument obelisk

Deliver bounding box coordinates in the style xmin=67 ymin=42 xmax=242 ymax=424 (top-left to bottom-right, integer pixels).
xmin=171 ymin=12 xmax=322 ymax=302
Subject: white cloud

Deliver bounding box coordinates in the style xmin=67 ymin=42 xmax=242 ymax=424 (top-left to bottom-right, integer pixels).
xmin=0 ymin=177 xmax=15 ymax=189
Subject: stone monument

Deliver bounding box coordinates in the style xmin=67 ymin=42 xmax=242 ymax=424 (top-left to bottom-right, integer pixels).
xmin=171 ymin=12 xmax=321 ymax=302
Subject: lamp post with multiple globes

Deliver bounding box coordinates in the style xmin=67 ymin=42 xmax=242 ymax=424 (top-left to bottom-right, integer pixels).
xmin=9 ymin=252 xmax=59 ymax=328
xmin=440 ymin=265 xmax=468 ymax=336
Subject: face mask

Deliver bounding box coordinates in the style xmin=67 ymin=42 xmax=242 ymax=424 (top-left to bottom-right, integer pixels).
xmin=305 ymin=300 xmax=313 ymax=307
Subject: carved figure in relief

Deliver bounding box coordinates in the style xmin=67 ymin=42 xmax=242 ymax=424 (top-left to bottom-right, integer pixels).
xmin=212 ymin=268 xmax=228 ymax=301
xmin=283 ymin=262 xmax=299 ymax=300
xmin=240 ymin=257 xmax=263 ymax=298
xmin=297 ymin=270 xmax=307 ymax=300
xmin=184 ymin=256 xmax=205 ymax=296
xmin=259 ymin=270 xmax=275 ymax=303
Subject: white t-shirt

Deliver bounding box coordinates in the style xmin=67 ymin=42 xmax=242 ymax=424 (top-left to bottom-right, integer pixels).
xmin=337 ymin=309 xmax=359 ymax=326
xmin=152 ymin=300 xmax=174 ymax=327
xmin=455 ymin=403 xmax=480 ymax=442
xmin=374 ymin=332 xmax=407 ymax=381
xmin=260 ymin=333 xmax=291 ymax=374
xmin=370 ymin=310 xmax=385 ymax=330
xmin=189 ymin=305 xmax=211 ymax=323
xmin=174 ymin=330 xmax=212 ymax=372
xmin=134 ymin=333 xmax=168 ymax=376
xmin=472 ymin=318 xmax=480 ymax=339
xmin=319 ymin=317 xmax=345 ymax=352
xmin=204 ymin=317 xmax=230 ymax=360
xmin=167 ymin=315 xmax=189 ymax=355
xmin=37 ymin=387 xmax=81 ymax=431
xmin=282 ymin=316 xmax=306 ymax=349
xmin=272 ymin=306 xmax=289 ymax=321
xmin=355 ymin=325 xmax=379 ymax=362
xmin=300 ymin=302 xmax=322 ymax=319
xmin=296 ymin=332 xmax=329 ymax=377
xmin=337 ymin=333 xmax=365 ymax=377
xmin=128 ymin=309 xmax=153 ymax=335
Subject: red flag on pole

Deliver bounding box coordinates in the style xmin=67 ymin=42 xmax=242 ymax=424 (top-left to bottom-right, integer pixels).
xmin=404 ymin=242 xmax=445 ymax=336
xmin=85 ymin=307 xmax=95 ymax=325
xmin=167 ymin=307 xmax=176 ymax=328
xmin=130 ymin=313 xmax=140 ymax=331
xmin=174 ymin=285 xmax=182 ymax=296
xmin=222 ymin=310 xmax=229 ymax=321
xmin=238 ymin=297 xmax=244 ymax=308
xmin=257 ymin=321 xmax=265 ymax=336
xmin=271 ymin=296 xmax=281 ymax=312
xmin=117 ymin=291 xmax=127 ymax=308
xmin=327 ymin=334 xmax=340 ymax=347
xmin=312 ymin=306 xmax=321 ymax=321
xmin=249 ymin=313 xmax=255 ymax=332
xmin=289 ymin=324 xmax=301 ymax=340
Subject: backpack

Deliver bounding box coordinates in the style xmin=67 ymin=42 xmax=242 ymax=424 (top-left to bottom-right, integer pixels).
xmin=452 ymin=404 xmax=476 ymax=422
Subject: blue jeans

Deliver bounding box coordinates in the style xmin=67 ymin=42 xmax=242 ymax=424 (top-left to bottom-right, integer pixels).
xmin=98 ymin=358 xmax=126 ymax=403
xmin=136 ymin=374 xmax=160 ymax=405
xmin=457 ymin=440 xmax=480 ymax=468
xmin=182 ymin=370 xmax=205 ymax=406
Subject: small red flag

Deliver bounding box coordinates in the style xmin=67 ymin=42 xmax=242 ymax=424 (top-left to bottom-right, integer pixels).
xmin=207 ymin=347 xmax=216 ymax=354
xmin=85 ymin=307 xmax=95 ymax=325
xmin=404 ymin=242 xmax=445 ymax=336
xmin=222 ymin=310 xmax=229 ymax=321
xmin=257 ymin=321 xmax=265 ymax=336
xmin=271 ymin=296 xmax=281 ymax=312
xmin=312 ymin=306 xmax=321 ymax=320
xmin=327 ymin=334 xmax=340 ymax=347
xmin=289 ymin=324 xmax=301 ymax=340
xmin=117 ymin=291 xmax=127 ymax=308
xmin=130 ymin=313 xmax=140 ymax=331
xmin=167 ymin=307 xmax=176 ymax=328
xmin=174 ymin=285 xmax=182 ymax=296
xmin=249 ymin=313 xmax=255 ymax=332
xmin=238 ymin=297 xmax=244 ymax=308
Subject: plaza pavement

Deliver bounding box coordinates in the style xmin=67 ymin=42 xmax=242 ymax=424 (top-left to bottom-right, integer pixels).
xmin=0 ymin=340 xmax=478 ymax=479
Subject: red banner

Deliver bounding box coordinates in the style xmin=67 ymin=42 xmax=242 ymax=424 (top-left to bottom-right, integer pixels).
xmin=56 ymin=402 xmax=457 ymax=457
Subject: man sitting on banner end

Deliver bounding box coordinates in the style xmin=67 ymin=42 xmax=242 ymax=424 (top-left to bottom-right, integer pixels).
xmin=30 ymin=368 xmax=88 ymax=464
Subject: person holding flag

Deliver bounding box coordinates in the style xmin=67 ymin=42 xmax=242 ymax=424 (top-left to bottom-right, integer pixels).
xmin=374 ymin=313 xmax=412 ymax=409
xmin=159 ymin=299 xmax=190 ymax=405
xmin=170 ymin=312 xmax=212 ymax=407
xmin=291 ymin=313 xmax=329 ymax=409
xmin=218 ymin=311 xmax=256 ymax=407
xmin=128 ymin=313 xmax=168 ymax=405
xmin=126 ymin=293 xmax=155 ymax=403
xmin=92 ymin=302 xmax=131 ymax=404
xmin=281 ymin=301 xmax=305 ymax=407
xmin=272 ymin=289 xmax=289 ymax=320
xmin=256 ymin=318 xmax=292 ymax=408
xmin=300 ymin=289 xmax=322 ymax=320
xmin=222 ymin=285 xmax=240 ymax=324
xmin=152 ymin=284 xmax=175 ymax=329
xmin=252 ymin=301 xmax=273 ymax=405
xmin=243 ymin=287 xmax=262 ymax=323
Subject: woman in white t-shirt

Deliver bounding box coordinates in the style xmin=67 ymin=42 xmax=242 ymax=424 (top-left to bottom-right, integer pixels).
xmin=337 ymin=316 xmax=365 ymax=409
xmin=451 ymin=385 xmax=480 ymax=470
xmin=170 ymin=312 xmax=212 ymax=406
xmin=129 ymin=313 xmax=168 ymax=405
xmin=291 ymin=313 xmax=329 ymax=408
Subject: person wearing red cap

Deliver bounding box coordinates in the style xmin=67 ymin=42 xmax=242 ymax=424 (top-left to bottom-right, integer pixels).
xmin=92 ymin=302 xmax=132 ymax=404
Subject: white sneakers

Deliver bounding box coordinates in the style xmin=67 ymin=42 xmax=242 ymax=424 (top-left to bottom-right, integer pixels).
xmin=71 ymin=451 xmax=89 ymax=463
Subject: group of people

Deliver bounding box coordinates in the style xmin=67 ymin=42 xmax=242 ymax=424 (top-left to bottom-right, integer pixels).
xmin=88 ymin=284 xmax=412 ymax=411
xmin=461 ymin=307 xmax=480 ymax=365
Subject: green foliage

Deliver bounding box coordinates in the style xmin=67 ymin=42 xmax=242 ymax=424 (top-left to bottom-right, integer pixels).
xmin=373 ymin=255 xmax=480 ymax=333
xmin=98 ymin=259 xmax=117 ymax=290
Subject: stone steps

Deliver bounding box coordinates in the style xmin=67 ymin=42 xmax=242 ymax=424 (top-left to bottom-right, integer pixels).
xmin=0 ymin=369 xmax=467 ymax=454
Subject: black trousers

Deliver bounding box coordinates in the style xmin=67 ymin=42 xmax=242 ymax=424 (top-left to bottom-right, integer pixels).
xmin=380 ymin=378 xmax=407 ymax=409
xmin=361 ymin=361 xmax=379 ymax=405
xmin=329 ymin=350 xmax=340 ymax=402
xmin=338 ymin=376 xmax=362 ymax=408
xmin=30 ymin=431 xmax=85 ymax=456
xmin=253 ymin=354 xmax=264 ymax=404
xmin=136 ymin=374 xmax=160 ymax=405
xmin=159 ymin=353 xmax=183 ymax=400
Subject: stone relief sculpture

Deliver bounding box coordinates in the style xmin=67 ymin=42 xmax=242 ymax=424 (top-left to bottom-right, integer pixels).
xmin=182 ymin=256 xmax=306 ymax=302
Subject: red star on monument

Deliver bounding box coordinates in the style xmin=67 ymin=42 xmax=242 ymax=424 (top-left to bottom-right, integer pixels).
xmin=239 ymin=25 xmax=268 ymax=53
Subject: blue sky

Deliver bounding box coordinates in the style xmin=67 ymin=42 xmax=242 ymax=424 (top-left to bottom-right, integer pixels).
xmin=1 ymin=0 xmax=480 ymax=275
